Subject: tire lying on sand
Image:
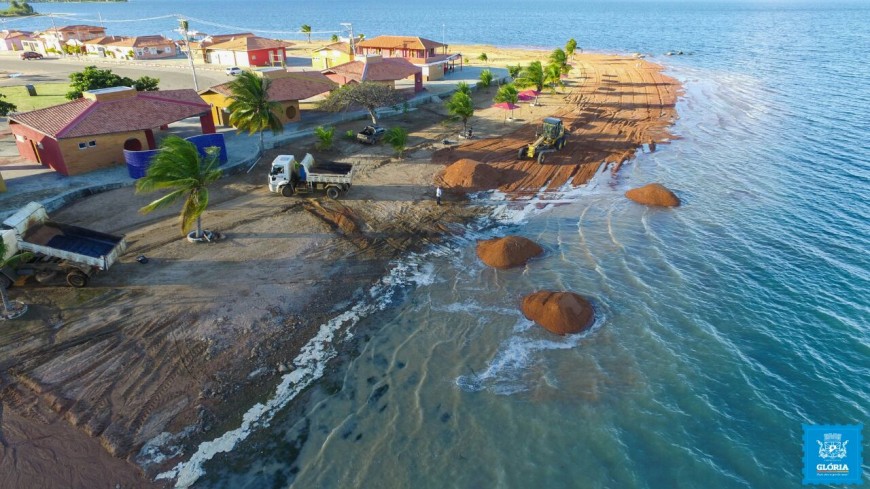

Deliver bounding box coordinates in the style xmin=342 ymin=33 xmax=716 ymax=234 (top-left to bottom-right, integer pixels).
xmin=476 ymin=236 xmax=543 ymax=269
xmin=520 ymin=291 xmax=595 ymax=335
xmin=625 ymin=183 xmax=681 ymax=207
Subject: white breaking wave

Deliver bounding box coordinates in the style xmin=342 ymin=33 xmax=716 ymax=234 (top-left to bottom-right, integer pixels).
xmin=149 ymin=255 xmax=438 ymax=488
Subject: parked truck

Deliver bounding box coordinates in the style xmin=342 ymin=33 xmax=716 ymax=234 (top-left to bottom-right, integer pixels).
xmin=0 ymin=202 xmax=127 ymax=288
xmin=268 ymin=153 xmax=354 ymax=200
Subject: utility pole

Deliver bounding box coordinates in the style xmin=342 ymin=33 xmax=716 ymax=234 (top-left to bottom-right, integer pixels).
xmin=341 ymin=22 xmax=354 ymax=58
xmin=49 ymin=13 xmax=62 ymax=57
xmin=179 ymin=18 xmax=199 ymax=91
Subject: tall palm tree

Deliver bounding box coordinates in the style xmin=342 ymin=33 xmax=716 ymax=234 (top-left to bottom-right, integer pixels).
xmin=516 ymin=61 xmax=545 ymax=92
xmin=301 ymin=24 xmax=312 ymax=43
xmin=136 ymin=137 xmax=223 ymax=240
xmin=565 ymin=39 xmax=578 ymax=60
xmin=227 ymin=71 xmax=284 ymax=156
xmin=0 ymin=237 xmax=30 ymax=320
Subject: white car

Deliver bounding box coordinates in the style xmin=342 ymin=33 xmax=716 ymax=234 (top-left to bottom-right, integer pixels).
xmin=225 ymin=66 xmax=243 ymax=76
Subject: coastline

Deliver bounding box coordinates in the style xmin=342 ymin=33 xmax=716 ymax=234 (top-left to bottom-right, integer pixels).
xmin=0 ymin=46 xmax=680 ymax=488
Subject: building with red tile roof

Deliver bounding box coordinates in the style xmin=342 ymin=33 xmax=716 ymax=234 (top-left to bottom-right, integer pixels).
xmin=195 ymin=35 xmax=291 ymax=67
xmin=8 ymin=87 xmax=215 ymax=176
xmin=39 ymin=24 xmax=106 ymax=53
xmin=322 ymin=55 xmax=423 ymax=92
xmin=0 ymin=30 xmax=35 ymax=52
xmin=83 ymin=35 xmax=177 ymax=60
xmin=200 ymin=69 xmax=336 ymax=126
xmin=355 ymin=35 xmax=461 ymax=81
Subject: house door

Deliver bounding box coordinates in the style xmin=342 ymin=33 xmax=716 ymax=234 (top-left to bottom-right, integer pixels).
xmin=29 ymin=140 xmax=42 ymax=164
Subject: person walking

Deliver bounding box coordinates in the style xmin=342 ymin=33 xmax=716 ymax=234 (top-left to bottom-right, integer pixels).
xmin=436 ymin=186 xmax=443 ymax=205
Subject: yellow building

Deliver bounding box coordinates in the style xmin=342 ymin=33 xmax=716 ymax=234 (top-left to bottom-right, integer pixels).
xmin=311 ymin=42 xmax=353 ymax=70
xmin=199 ymin=69 xmax=336 ymax=128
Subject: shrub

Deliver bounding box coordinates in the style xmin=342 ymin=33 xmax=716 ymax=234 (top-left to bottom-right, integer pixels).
xmin=383 ymin=127 xmax=408 ymax=158
xmin=314 ymin=125 xmax=335 ymax=151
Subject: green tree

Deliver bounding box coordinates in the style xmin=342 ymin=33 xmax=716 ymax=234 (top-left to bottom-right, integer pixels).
xmin=0 ymin=238 xmax=31 ymax=320
xmin=507 ymin=64 xmax=522 ymax=79
xmin=1 ymin=0 xmax=34 ymax=17
xmin=477 ymin=53 xmax=488 ymax=64
xmin=477 ymin=69 xmax=493 ymax=90
xmin=227 ymin=71 xmax=284 ymax=155
xmin=384 ymin=127 xmax=408 ymax=157
xmin=133 ymin=76 xmax=160 ymax=92
xmin=494 ymin=83 xmax=519 ymax=105
xmin=544 ymin=63 xmax=564 ymax=93
xmin=549 ymin=48 xmax=567 ymax=69
xmin=331 ymin=34 xmax=339 ymax=42
xmin=136 ymin=136 xmax=222 ymax=240
xmin=66 ymin=66 xmax=160 ymax=100
xmin=455 ymin=81 xmax=471 ymax=96
xmin=301 ymin=24 xmax=312 ymax=43
xmin=314 ymin=125 xmax=335 ymax=151
xmin=0 ymin=93 xmax=16 ymax=116
xmin=445 ymin=91 xmax=474 ymax=133
xmin=515 ymin=61 xmax=545 ymax=92
xmin=565 ymin=38 xmax=578 ymax=60
xmin=317 ymin=81 xmax=402 ymax=125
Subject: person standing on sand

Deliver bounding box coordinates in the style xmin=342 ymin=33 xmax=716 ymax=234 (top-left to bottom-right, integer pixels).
xmin=436 ymin=186 xmax=443 ymax=205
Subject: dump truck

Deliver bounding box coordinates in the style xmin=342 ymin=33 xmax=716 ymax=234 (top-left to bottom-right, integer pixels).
xmin=0 ymin=202 xmax=127 ymax=288
xmin=356 ymin=125 xmax=385 ymax=145
xmin=268 ymin=153 xmax=354 ymax=199
xmin=517 ymin=117 xmax=568 ymax=163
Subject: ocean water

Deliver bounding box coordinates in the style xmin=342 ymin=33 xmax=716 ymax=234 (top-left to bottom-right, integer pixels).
xmin=8 ymin=1 xmax=870 ymax=488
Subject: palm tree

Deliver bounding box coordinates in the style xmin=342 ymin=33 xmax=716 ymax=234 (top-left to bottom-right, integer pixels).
xmin=384 ymin=127 xmax=408 ymax=158
xmin=507 ymin=64 xmax=523 ymax=79
xmin=477 ymin=53 xmax=488 ymax=64
xmin=136 ymin=137 xmax=223 ymax=241
xmin=516 ymin=61 xmax=545 ymax=92
xmin=0 ymin=238 xmax=30 ymax=320
xmin=550 ymin=48 xmax=567 ymax=69
xmin=331 ymin=34 xmax=339 ymax=42
xmin=477 ymin=69 xmax=494 ymax=90
xmin=494 ymin=83 xmax=519 ymax=104
xmin=227 ymin=71 xmax=284 ymax=156
xmin=314 ymin=125 xmax=335 ymax=151
xmin=445 ymin=91 xmax=474 ymax=134
xmin=301 ymin=24 xmax=312 ymax=43
xmin=544 ymin=63 xmax=564 ymax=93
xmin=456 ymin=81 xmax=471 ymax=96
xmin=565 ymin=38 xmax=578 ymax=60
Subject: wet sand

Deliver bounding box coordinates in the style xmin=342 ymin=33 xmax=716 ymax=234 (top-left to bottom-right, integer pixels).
xmin=0 ymin=47 xmax=679 ymax=487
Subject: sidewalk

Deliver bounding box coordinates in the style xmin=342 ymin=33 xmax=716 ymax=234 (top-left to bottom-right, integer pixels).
xmin=0 ymin=66 xmax=508 ymax=219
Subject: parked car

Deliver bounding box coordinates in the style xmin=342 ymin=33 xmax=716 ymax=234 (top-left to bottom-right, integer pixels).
xmin=356 ymin=125 xmax=386 ymax=145
xmin=20 ymin=51 xmax=43 ymax=60
xmin=225 ymin=66 xmax=243 ymax=76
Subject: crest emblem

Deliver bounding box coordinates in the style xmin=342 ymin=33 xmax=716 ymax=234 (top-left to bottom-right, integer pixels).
xmin=817 ymin=432 xmax=848 ymax=459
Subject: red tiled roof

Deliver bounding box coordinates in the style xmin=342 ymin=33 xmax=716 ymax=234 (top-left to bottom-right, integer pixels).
xmin=1 ymin=30 xmax=33 ymax=40
xmin=206 ymin=36 xmax=287 ymax=52
xmin=190 ymin=33 xmax=255 ymax=50
xmin=314 ymin=42 xmax=351 ymax=53
xmin=107 ymin=35 xmax=174 ymax=48
xmin=84 ymin=36 xmax=126 ymax=46
xmin=357 ymin=35 xmax=445 ymax=51
xmin=203 ymin=71 xmax=336 ymax=102
xmin=323 ymin=57 xmax=421 ymax=83
xmin=46 ymin=25 xmax=105 ymax=34
xmin=9 ymin=89 xmax=209 ymax=139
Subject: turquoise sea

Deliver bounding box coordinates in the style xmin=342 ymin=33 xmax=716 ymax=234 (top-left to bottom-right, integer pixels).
xmin=6 ymin=1 xmax=870 ymax=488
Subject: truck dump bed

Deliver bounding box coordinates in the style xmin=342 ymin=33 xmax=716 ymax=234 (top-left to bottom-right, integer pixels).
xmin=311 ymin=162 xmax=353 ymax=176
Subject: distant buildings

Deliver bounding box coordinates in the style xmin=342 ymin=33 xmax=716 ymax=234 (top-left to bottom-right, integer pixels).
xmin=356 ymin=35 xmax=461 ymax=81
xmin=311 ymin=42 xmax=353 ymax=70
xmin=84 ymin=35 xmax=177 ymax=60
xmin=0 ymin=30 xmax=35 ymax=52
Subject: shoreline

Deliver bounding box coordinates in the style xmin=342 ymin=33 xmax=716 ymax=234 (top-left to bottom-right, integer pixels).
xmin=0 ymin=46 xmax=680 ymax=488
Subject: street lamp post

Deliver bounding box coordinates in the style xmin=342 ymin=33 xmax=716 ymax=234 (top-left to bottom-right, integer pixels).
xmin=179 ymin=18 xmax=199 ymax=91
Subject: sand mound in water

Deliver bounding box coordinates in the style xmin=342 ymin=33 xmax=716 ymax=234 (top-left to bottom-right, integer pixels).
xmin=441 ymin=159 xmax=501 ymax=191
xmin=521 ymin=291 xmax=595 ymax=335
xmin=476 ymin=236 xmax=543 ymax=269
xmin=625 ymin=183 xmax=681 ymax=207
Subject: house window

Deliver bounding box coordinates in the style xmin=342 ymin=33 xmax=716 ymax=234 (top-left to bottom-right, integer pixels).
xmin=88 ymin=140 xmax=96 ymax=147
xmin=78 ymin=142 xmax=87 ymax=149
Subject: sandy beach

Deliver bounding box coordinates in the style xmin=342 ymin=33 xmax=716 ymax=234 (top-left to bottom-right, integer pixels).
xmin=0 ymin=44 xmax=679 ymax=488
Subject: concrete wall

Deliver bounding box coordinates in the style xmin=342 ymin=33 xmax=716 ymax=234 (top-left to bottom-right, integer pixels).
xmin=9 ymin=123 xmax=67 ymax=174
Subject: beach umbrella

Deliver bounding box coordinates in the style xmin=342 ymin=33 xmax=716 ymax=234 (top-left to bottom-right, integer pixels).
xmin=518 ymin=89 xmax=539 ymax=101
xmin=492 ymin=102 xmax=520 ymax=121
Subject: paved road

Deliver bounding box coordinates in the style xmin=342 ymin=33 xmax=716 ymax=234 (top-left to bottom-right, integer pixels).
xmin=0 ymin=54 xmax=228 ymax=90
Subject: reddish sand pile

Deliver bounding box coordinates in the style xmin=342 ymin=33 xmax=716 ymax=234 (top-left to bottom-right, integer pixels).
xmin=476 ymin=236 xmax=543 ymax=268
xmin=625 ymin=183 xmax=681 ymax=207
xmin=441 ymin=159 xmax=501 ymax=191
xmin=521 ymin=291 xmax=595 ymax=335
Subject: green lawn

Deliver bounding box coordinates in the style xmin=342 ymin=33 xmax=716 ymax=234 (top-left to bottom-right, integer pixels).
xmin=0 ymin=83 xmax=70 ymax=112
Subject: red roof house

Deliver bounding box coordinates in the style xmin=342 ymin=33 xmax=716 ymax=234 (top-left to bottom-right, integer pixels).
xmin=322 ymin=55 xmax=423 ymax=92
xmin=355 ymin=35 xmax=460 ymax=81
xmin=8 ymin=87 xmax=215 ymax=176
xmin=204 ymin=36 xmax=291 ymax=67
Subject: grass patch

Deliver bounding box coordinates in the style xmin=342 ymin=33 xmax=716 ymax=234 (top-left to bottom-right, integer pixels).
xmin=0 ymin=83 xmax=69 ymax=112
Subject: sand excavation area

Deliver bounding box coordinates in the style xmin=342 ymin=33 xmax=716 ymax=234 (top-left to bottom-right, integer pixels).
xmin=0 ymin=49 xmax=679 ymax=487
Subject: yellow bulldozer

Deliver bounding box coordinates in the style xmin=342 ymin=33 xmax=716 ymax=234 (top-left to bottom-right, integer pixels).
xmin=517 ymin=117 xmax=567 ymax=163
